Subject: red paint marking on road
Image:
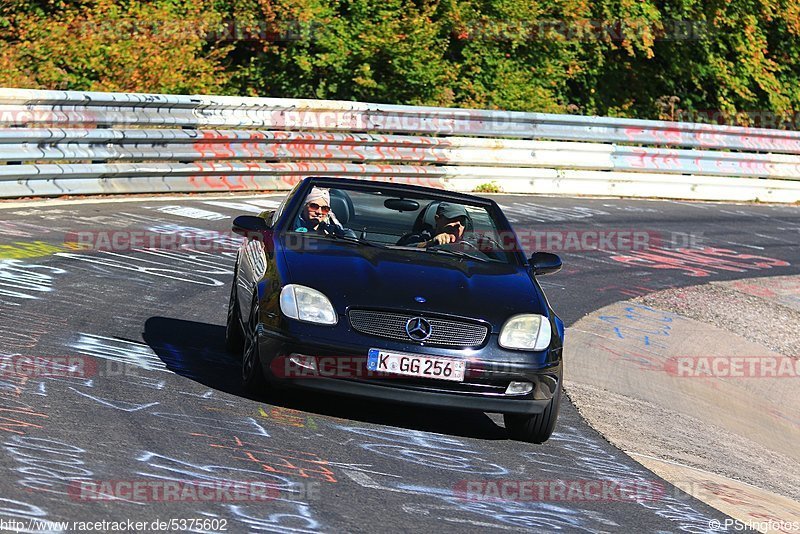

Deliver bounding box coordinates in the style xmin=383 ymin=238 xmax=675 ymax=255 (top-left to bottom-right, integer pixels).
xmin=609 ymin=247 xmax=790 ymax=277
xmin=190 ymin=433 xmax=338 ymax=483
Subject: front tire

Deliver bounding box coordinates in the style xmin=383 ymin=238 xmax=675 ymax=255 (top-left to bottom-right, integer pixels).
xmin=225 ymin=275 xmax=245 ymax=355
xmin=241 ymin=294 xmax=267 ymax=393
xmin=504 ymin=387 xmax=562 ymax=443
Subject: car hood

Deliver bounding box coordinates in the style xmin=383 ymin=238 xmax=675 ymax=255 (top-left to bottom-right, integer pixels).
xmin=280 ymin=239 xmax=547 ymax=330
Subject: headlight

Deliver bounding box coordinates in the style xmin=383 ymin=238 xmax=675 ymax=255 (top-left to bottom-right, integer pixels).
xmin=279 ymin=284 xmax=337 ymax=325
xmin=499 ymin=314 xmax=551 ymax=351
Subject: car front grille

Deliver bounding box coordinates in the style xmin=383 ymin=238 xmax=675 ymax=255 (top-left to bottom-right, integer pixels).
xmin=348 ymin=309 xmax=489 ymax=347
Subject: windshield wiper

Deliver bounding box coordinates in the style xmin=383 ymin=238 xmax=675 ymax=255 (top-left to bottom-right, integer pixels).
xmin=425 ymin=247 xmax=489 ymax=262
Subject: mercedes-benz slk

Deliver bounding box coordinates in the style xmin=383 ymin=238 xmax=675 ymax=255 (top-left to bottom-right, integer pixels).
xmin=226 ymin=177 xmax=564 ymax=443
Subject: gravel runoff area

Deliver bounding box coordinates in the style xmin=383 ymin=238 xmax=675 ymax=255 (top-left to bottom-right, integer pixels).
xmin=635 ymin=276 xmax=800 ymax=358
xmin=565 ymin=274 xmax=800 ymax=503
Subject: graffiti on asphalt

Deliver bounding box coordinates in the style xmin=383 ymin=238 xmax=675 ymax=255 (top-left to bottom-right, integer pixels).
xmin=55 ymin=248 xmax=231 ymax=286
xmin=598 ymin=305 xmax=674 ymax=349
xmin=337 ymin=426 xmax=508 ymax=475
xmin=0 ymin=261 xmax=66 ymax=305
xmin=609 ymin=246 xmax=790 ymax=277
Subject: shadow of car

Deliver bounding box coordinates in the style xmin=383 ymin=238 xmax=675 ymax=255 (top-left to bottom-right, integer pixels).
xmin=142 ymin=316 xmax=508 ymax=440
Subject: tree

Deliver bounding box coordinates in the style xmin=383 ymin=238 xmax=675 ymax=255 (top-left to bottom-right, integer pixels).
xmin=1 ymin=0 xmax=799 ymax=126
xmin=0 ymin=0 xmax=231 ymax=94
xmin=226 ymin=0 xmax=458 ymax=106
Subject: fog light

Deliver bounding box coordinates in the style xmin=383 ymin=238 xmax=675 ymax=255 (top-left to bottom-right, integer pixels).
xmin=505 ymin=381 xmax=533 ymax=395
xmin=289 ymin=353 xmax=317 ymax=371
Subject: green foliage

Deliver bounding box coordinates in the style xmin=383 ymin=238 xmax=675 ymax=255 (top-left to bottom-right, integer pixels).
xmin=227 ymin=0 xmax=458 ymax=105
xmin=1 ymin=0 xmax=799 ymax=126
xmin=572 ymin=0 xmax=800 ymax=123
xmin=473 ymin=181 xmax=503 ymax=193
xmin=0 ymin=0 xmax=231 ymax=93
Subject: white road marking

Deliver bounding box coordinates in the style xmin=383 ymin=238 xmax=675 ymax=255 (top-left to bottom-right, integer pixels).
xmin=722 ymin=241 xmax=765 ymax=250
xmin=245 ymin=199 xmax=282 ymax=208
xmin=152 ymin=205 xmax=227 ymax=220
xmin=202 ymin=200 xmax=264 ymax=214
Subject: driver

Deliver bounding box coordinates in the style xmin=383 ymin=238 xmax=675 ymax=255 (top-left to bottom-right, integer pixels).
xmin=397 ymin=202 xmax=471 ymax=248
xmin=293 ymin=187 xmax=346 ymax=235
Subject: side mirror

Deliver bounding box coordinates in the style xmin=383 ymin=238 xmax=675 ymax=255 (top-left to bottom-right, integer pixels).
xmin=529 ymin=252 xmax=562 ymax=275
xmin=232 ymin=215 xmax=270 ymax=239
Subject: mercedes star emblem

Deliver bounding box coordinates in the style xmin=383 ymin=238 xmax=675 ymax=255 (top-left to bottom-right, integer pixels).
xmin=405 ymin=317 xmax=432 ymax=341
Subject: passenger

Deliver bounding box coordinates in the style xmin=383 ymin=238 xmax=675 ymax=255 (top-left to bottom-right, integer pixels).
xmin=397 ymin=202 xmax=471 ymax=248
xmin=293 ymin=187 xmax=345 ymax=235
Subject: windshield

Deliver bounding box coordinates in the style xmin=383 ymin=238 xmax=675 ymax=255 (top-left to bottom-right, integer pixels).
xmin=286 ymin=184 xmax=517 ymax=264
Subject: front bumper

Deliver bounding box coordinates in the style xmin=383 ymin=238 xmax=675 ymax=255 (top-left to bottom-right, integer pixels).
xmin=257 ymin=330 xmax=562 ymax=415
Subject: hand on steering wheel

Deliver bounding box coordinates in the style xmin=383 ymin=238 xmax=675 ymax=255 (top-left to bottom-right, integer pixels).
xmin=428 ymin=233 xmax=458 ymax=246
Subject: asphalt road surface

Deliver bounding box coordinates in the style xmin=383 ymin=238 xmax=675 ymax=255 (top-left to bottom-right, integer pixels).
xmin=1 ymin=193 xmax=797 ymax=533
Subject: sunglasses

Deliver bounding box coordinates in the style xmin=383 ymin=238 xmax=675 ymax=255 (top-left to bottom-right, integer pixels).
xmin=307 ymin=202 xmax=331 ymax=214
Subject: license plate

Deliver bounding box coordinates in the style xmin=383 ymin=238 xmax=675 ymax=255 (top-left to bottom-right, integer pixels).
xmin=367 ymin=349 xmax=466 ymax=382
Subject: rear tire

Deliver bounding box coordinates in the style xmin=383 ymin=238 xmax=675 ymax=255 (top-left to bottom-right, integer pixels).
xmin=241 ymin=294 xmax=267 ymax=393
xmin=504 ymin=387 xmax=562 ymax=444
xmin=225 ymin=276 xmax=245 ymax=355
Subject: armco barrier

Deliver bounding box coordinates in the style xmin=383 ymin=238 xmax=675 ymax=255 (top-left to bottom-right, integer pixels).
xmin=0 ymin=88 xmax=799 ymax=202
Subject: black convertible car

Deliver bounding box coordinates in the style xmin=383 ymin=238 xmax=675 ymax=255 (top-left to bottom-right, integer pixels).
xmin=226 ymin=177 xmax=564 ymax=443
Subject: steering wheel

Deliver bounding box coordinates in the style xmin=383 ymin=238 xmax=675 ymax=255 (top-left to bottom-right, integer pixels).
xmin=435 ymin=238 xmax=483 ymax=255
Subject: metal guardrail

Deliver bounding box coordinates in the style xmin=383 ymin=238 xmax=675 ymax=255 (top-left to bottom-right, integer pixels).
xmin=0 ymin=88 xmax=799 ymax=202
